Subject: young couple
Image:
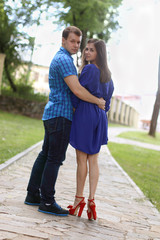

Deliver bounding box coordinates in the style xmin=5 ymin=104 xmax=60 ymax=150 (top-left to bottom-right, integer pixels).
xmin=24 ymin=26 xmax=114 ymax=220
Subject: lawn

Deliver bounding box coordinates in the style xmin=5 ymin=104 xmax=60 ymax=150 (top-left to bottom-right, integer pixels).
xmin=108 ymin=142 xmax=160 ymax=211
xmin=0 ymin=110 xmax=44 ymax=164
xmin=118 ymin=130 xmax=160 ymax=145
xmin=108 ymin=123 xmax=129 ymax=128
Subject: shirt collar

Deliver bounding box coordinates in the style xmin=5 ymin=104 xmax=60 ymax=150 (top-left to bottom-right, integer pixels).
xmin=60 ymin=47 xmax=72 ymax=57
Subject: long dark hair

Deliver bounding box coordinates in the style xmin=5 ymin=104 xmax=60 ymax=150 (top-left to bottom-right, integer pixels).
xmin=79 ymin=39 xmax=111 ymax=83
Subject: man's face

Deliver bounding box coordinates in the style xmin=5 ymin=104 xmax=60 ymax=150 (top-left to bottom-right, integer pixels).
xmin=62 ymin=33 xmax=81 ymax=55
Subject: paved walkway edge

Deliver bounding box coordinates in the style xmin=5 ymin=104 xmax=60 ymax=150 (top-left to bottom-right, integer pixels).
xmin=0 ymin=140 xmax=43 ymax=171
xmin=106 ymin=146 xmax=160 ymax=215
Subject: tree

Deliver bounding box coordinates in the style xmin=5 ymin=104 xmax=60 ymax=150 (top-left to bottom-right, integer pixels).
xmin=0 ymin=4 xmax=18 ymax=91
xmin=0 ymin=0 xmax=43 ymax=91
xmin=42 ymin=0 xmax=122 ymax=66
xmin=44 ymin=0 xmax=122 ymax=51
xmin=1 ymin=0 xmax=123 ymax=90
xmin=149 ymin=56 xmax=160 ymax=137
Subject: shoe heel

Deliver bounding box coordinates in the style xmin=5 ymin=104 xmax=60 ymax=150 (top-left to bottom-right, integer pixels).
xmin=67 ymin=196 xmax=86 ymax=217
xmin=90 ymin=205 xmax=96 ymax=220
xmin=87 ymin=199 xmax=97 ymax=220
xmin=87 ymin=210 xmax=92 ymax=220
xmin=78 ymin=202 xmax=86 ymax=217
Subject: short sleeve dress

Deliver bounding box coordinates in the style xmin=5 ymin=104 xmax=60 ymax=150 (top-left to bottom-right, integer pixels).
xmin=70 ymin=64 xmax=114 ymax=154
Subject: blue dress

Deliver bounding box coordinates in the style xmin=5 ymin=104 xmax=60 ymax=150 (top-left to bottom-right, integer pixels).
xmin=70 ymin=64 xmax=114 ymax=154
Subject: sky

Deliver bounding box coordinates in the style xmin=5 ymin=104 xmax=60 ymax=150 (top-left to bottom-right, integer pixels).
xmin=107 ymin=0 xmax=160 ymax=120
xmin=108 ymin=0 xmax=160 ymax=96
xmin=27 ymin=0 xmax=160 ymax=120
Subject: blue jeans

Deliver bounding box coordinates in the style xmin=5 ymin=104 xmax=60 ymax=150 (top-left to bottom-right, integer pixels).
xmin=27 ymin=117 xmax=72 ymax=204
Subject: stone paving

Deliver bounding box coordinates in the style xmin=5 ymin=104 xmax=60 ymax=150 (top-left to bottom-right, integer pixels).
xmin=0 ymin=128 xmax=160 ymax=239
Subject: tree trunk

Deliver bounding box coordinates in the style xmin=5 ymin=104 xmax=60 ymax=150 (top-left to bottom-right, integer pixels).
xmin=74 ymin=30 xmax=87 ymax=68
xmin=149 ymin=56 xmax=160 ymax=137
xmin=149 ymin=92 xmax=160 ymax=137
xmin=80 ymin=30 xmax=87 ymax=53
xmin=4 ymin=60 xmax=17 ymax=92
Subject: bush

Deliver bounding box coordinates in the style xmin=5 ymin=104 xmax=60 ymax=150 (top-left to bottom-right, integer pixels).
xmin=1 ymin=84 xmax=48 ymax=102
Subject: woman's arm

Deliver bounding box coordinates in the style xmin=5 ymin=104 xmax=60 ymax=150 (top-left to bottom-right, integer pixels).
xmin=104 ymin=80 xmax=114 ymax=112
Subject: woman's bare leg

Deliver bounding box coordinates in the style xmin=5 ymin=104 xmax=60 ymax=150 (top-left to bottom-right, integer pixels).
xmin=88 ymin=153 xmax=99 ymax=200
xmin=73 ymin=149 xmax=88 ymax=207
xmin=87 ymin=153 xmax=99 ymax=218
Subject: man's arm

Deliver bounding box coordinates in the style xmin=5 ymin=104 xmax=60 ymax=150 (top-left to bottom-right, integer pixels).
xmin=64 ymin=75 xmax=105 ymax=109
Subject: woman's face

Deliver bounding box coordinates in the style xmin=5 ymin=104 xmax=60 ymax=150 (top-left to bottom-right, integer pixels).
xmin=84 ymin=43 xmax=97 ymax=64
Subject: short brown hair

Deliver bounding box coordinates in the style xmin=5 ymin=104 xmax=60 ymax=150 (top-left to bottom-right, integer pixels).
xmin=62 ymin=26 xmax=82 ymax=39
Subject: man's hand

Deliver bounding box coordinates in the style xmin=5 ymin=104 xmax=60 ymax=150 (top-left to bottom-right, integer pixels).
xmin=97 ymin=98 xmax=106 ymax=110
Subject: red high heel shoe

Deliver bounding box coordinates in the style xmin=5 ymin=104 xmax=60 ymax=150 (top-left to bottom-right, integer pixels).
xmin=87 ymin=199 xmax=97 ymax=220
xmin=67 ymin=196 xmax=86 ymax=217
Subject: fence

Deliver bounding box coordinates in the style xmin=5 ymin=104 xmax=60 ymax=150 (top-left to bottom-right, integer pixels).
xmin=108 ymin=97 xmax=139 ymax=128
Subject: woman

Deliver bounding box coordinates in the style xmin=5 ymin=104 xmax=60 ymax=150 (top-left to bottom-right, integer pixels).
xmin=67 ymin=39 xmax=114 ymax=220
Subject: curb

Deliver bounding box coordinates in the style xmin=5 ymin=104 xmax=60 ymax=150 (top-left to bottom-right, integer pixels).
xmin=0 ymin=140 xmax=43 ymax=171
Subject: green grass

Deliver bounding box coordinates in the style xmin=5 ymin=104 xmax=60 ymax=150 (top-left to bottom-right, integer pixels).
xmin=108 ymin=123 xmax=129 ymax=128
xmin=108 ymin=142 xmax=160 ymax=211
xmin=0 ymin=110 xmax=44 ymax=164
xmin=118 ymin=131 xmax=160 ymax=145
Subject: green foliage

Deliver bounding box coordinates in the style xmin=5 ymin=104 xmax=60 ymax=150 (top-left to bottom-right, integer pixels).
xmin=4 ymin=0 xmax=44 ymax=26
xmin=58 ymin=0 xmax=121 ymax=40
xmin=43 ymin=0 xmax=122 ymax=50
xmin=0 ymin=1 xmax=34 ymax=58
xmin=0 ymin=0 xmax=123 ymax=90
xmin=108 ymin=142 xmax=160 ymax=211
xmin=0 ymin=3 xmax=22 ymax=64
xmin=0 ymin=0 xmax=44 ymax=91
xmin=1 ymin=85 xmax=48 ymax=102
xmin=0 ymin=110 xmax=44 ymax=164
xmin=118 ymin=131 xmax=160 ymax=145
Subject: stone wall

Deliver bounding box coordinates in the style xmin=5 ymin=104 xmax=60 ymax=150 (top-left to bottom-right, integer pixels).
xmin=0 ymin=95 xmax=46 ymax=119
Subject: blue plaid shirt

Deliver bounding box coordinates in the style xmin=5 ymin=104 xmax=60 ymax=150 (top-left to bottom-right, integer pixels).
xmin=42 ymin=47 xmax=77 ymax=121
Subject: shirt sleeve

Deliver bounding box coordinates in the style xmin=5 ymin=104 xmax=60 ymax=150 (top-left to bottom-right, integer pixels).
xmin=57 ymin=55 xmax=77 ymax=78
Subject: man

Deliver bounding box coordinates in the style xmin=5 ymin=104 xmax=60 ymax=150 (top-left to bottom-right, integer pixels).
xmin=24 ymin=26 xmax=105 ymax=216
